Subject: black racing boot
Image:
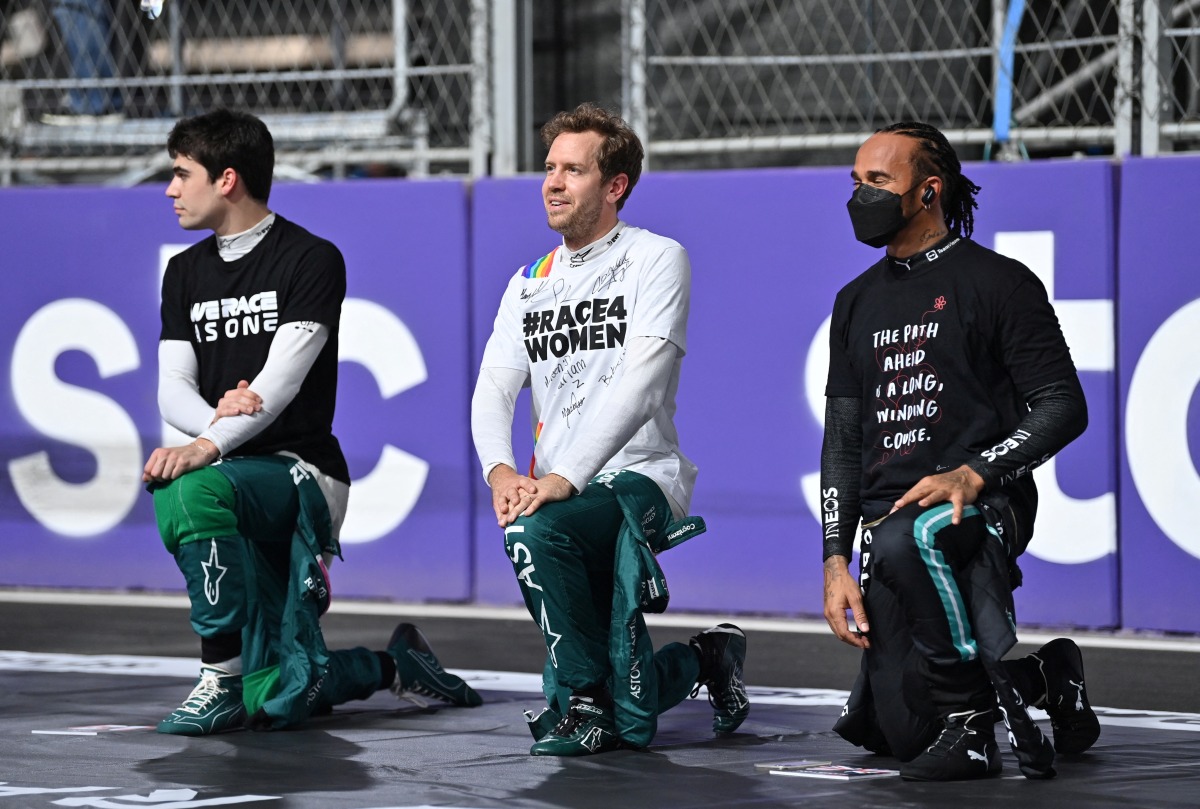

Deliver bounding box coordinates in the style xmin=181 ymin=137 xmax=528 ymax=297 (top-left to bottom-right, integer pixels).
xmin=387 ymin=622 xmax=483 ymax=707
xmin=690 ymin=624 xmax=749 ymax=734
xmin=1025 ymin=638 xmax=1100 ymax=754
xmin=900 ymin=709 xmax=1002 ymax=782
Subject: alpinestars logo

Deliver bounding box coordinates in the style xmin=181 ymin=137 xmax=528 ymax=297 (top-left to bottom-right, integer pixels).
xmin=727 ymin=665 xmax=749 ymax=710
xmin=580 ymin=727 xmax=607 ymax=752
xmin=540 ymin=601 xmax=563 ymax=666
xmin=201 ymin=539 xmax=228 ymax=605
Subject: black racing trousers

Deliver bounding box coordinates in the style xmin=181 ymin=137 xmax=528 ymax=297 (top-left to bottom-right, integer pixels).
xmin=834 ymin=495 xmax=1038 ymax=761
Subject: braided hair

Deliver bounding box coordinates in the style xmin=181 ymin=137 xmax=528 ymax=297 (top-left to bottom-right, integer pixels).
xmin=879 ymin=121 xmax=981 ymax=238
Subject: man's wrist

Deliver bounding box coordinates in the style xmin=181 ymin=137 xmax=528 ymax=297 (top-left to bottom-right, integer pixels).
xmin=545 ymin=472 xmax=579 ymax=496
xmin=193 ymin=438 xmax=220 ymax=461
xmin=959 ymin=463 xmax=987 ymax=495
xmin=486 ymin=463 xmax=515 ymax=487
xmin=546 ymin=467 xmax=584 ymax=495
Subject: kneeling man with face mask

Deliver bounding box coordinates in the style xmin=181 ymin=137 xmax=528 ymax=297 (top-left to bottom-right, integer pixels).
xmin=820 ymin=121 xmax=1099 ymax=782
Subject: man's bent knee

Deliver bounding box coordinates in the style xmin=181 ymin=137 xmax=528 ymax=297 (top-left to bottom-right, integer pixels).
xmin=505 ymin=509 xmax=577 ymax=556
xmin=867 ymin=503 xmax=982 ymax=570
xmin=152 ymin=467 xmax=238 ymax=554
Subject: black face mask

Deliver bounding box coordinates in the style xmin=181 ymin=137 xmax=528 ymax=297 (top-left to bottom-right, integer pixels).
xmin=846 ymin=183 xmax=919 ymax=249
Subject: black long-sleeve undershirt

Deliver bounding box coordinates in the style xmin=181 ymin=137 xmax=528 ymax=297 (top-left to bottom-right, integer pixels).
xmin=820 ymin=396 xmax=864 ymax=562
xmin=964 ymin=376 xmax=1088 ymax=490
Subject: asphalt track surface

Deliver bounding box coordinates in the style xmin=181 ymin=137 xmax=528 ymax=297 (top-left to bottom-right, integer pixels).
xmin=2 ymin=590 xmax=1199 ymax=808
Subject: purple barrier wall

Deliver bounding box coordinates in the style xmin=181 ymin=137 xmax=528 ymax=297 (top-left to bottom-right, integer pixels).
xmin=1 ymin=179 xmax=473 ymax=601
xmin=965 ymin=161 xmax=1118 ymax=628
xmin=469 ymin=162 xmax=1118 ymax=626
xmin=469 ymin=178 xmax=547 ymax=605
xmin=0 ymin=159 xmax=1151 ymax=629
xmin=1117 ymin=156 xmax=1200 ymax=633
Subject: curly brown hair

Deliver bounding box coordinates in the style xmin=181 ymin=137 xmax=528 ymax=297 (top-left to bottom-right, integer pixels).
xmin=540 ymin=103 xmax=643 ymax=210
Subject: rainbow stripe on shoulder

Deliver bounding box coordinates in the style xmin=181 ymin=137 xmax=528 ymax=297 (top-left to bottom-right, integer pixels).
xmin=520 ymin=247 xmax=559 ymax=279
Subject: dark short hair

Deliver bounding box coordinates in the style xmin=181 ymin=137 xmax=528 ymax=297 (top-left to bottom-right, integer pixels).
xmin=167 ymin=109 xmax=275 ymax=203
xmin=540 ymin=103 xmax=643 ymax=210
xmin=879 ymin=121 xmax=981 ymax=238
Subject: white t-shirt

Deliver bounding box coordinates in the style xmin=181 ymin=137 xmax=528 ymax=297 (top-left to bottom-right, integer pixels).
xmin=479 ymin=222 xmax=697 ymax=513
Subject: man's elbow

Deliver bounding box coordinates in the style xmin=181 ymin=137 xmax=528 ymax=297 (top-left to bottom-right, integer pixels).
xmin=1065 ymin=373 xmax=1089 ymax=442
xmin=1068 ymin=393 xmax=1088 ymax=444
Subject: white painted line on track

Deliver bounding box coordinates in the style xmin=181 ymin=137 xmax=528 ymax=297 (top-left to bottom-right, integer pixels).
xmin=3 ymin=588 xmax=1200 ymax=652
xmin=0 ymin=650 xmax=199 ymax=678
xmin=5 ymin=651 xmax=1200 ymax=735
xmin=0 ymin=651 xmax=848 ymax=706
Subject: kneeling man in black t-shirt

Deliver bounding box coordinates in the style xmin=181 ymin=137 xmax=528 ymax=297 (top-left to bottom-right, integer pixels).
xmin=143 ymin=109 xmax=480 ymax=735
xmin=820 ymin=121 xmax=1098 ymax=781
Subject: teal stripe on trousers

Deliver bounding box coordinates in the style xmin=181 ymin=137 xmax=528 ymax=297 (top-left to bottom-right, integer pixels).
xmin=913 ymin=504 xmax=982 ymax=663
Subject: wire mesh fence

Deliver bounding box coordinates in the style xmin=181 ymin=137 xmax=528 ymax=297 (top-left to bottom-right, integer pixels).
xmin=2 ymin=1 xmax=1200 ymax=184
xmin=627 ymin=0 xmax=1132 ymax=167
xmin=0 ymin=0 xmax=482 ymax=183
xmin=1157 ymin=0 xmax=1200 ymax=148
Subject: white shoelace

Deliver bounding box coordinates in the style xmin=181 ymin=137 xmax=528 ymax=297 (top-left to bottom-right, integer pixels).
xmin=178 ymin=670 xmax=226 ymax=715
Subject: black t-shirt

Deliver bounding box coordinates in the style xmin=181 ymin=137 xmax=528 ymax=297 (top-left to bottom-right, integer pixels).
xmin=160 ymin=216 xmax=349 ymax=483
xmin=825 ymin=236 xmax=1076 ymax=504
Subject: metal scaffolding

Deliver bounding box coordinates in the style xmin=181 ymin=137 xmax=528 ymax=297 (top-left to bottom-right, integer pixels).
xmin=2 ymin=1 xmax=1199 ymax=185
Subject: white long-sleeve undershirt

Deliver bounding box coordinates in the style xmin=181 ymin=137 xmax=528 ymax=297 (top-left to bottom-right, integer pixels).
xmin=471 ymin=335 xmax=678 ymax=494
xmin=158 ymin=340 xmax=218 ymax=437
xmin=157 ymin=321 xmax=329 ymax=455
xmin=470 ymin=365 xmax=528 ymax=485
